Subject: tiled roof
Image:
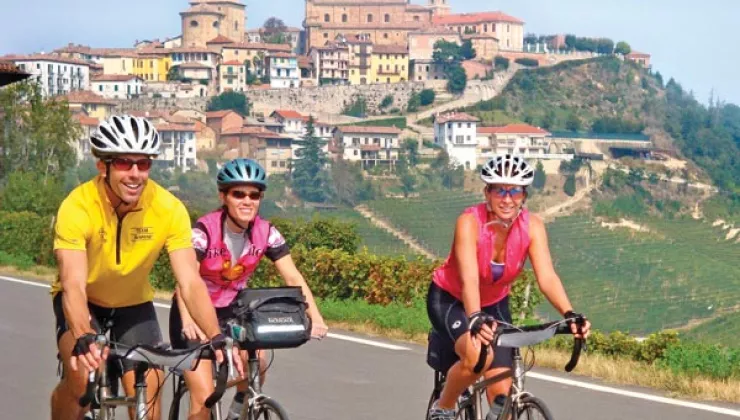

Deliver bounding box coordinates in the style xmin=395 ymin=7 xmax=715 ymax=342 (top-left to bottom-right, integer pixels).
xmin=10 ymin=54 xmax=90 ymax=66
xmin=477 ymin=124 xmax=551 ymax=136
xmin=432 ymin=11 xmax=524 ymax=25
xmin=155 ymin=123 xmax=196 ymax=132
xmin=224 ymin=42 xmax=292 ymax=52
xmin=91 ymin=74 xmax=142 ymax=82
xmin=178 ymin=62 xmax=214 ymax=69
xmin=435 ymin=112 xmax=479 ymax=123
xmin=372 ymin=45 xmax=408 ymax=55
xmin=206 ymin=110 xmax=239 ymax=119
xmin=222 ymin=60 xmax=244 ymax=65
xmin=74 ymin=114 xmax=99 ymax=126
xmin=271 ymin=109 xmax=305 ymax=120
xmin=207 ymin=35 xmax=235 ymax=44
xmin=626 ymin=51 xmax=650 ymax=58
xmin=269 ymin=52 xmax=297 ymax=59
xmin=61 ymin=90 xmax=117 ymax=105
xmin=336 ymin=125 xmax=402 ymax=135
xmin=168 ymin=47 xmax=216 ymax=54
xmin=297 ymin=56 xmax=312 ymax=68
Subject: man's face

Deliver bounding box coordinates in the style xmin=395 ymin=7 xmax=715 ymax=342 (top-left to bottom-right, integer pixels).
xmin=97 ymin=154 xmax=153 ymax=204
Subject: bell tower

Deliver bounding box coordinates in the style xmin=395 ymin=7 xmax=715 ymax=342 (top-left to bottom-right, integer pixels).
xmin=428 ymin=0 xmax=451 ymax=16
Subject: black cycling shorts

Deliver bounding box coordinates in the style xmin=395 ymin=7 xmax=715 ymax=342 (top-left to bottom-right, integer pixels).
xmin=427 ymin=281 xmax=514 ymax=370
xmin=53 ymin=293 xmax=163 ymax=372
xmin=168 ymin=295 xmax=235 ymax=350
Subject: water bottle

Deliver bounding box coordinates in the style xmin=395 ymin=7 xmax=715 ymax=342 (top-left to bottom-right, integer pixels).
xmin=486 ymin=394 xmax=507 ymax=420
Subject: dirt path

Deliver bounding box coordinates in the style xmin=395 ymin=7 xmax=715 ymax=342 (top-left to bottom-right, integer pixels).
xmin=541 ymin=171 xmax=596 ymax=221
xmin=354 ymin=204 xmax=438 ymax=260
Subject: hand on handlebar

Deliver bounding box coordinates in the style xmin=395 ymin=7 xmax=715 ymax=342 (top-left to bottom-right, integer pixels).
xmin=69 ymin=333 xmax=109 ymax=372
xmin=564 ymin=311 xmax=591 ymax=339
xmin=468 ymin=312 xmax=497 ymax=347
xmin=210 ymin=334 xmax=245 ymax=378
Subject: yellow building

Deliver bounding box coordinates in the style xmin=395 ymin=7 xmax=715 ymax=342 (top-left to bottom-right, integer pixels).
xmin=62 ymin=91 xmax=117 ymax=120
xmin=346 ymin=35 xmax=375 ymax=85
xmin=133 ymin=51 xmax=172 ymax=82
xmin=371 ymin=44 xmax=409 ymax=84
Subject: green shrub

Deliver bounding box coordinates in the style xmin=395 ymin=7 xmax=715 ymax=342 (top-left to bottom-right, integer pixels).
xmin=515 ymin=58 xmax=539 ymax=67
xmin=380 ymin=95 xmax=394 ymax=109
xmin=419 ymin=89 xmax=436 ymax=106
xmin=659 ymin=342 xmax=740 ymax=379
xmin=0 ymin=211 xmax=54 ymax=265
xmin=494 ymin=56 xmax=510 ymax=70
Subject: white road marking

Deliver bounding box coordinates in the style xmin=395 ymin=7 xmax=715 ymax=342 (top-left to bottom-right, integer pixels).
xmin=3 ymin=274 xmax=738 ymax=416
xmin=0 ymin=275 xmax=410 ymax=351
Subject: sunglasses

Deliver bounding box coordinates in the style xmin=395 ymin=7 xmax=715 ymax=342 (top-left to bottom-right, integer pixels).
xmin=487 ymin=186 xmax=525 ymax=199
xmin=229 ymin=190 xmax=263 ymax=201
xmin=106 ymin=157 xmax=153 ymax=171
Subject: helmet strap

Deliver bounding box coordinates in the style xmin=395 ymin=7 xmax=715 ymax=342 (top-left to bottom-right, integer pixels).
xmin=223 ymin=205 xmax=250 ymax=233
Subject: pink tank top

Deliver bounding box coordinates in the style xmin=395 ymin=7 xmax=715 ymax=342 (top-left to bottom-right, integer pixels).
xmin=433 ymin=203 xmax=531 ymax=307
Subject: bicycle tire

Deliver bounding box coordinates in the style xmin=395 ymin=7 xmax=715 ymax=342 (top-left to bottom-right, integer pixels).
xmin=167 ymin=380 xmax=189 ymax=420
xmin=249 ymin=397 xmax=289 ymax=420
xmin=514 ymin=396 xmax=554 ymax=420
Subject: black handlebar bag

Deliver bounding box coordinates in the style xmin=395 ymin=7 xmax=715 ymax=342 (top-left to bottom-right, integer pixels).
xmin=232 ymin=286 xmax=312 ymax=350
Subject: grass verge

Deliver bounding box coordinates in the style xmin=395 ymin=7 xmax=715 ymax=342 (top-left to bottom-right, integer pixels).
xmin=3 ymin=265 xmax=738 ymax=404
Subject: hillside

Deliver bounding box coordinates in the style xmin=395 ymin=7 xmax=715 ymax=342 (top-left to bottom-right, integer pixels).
xmin=462 ymin=56 xmax=669 ymax=144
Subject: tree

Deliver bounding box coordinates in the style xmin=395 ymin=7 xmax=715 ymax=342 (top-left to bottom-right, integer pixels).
xmin=379 ymin=94 xmax=394 ymax=109
xmin=615 ymin=41 xmax=631 ymax=56
xmin=565 ymin=34 xmax=576 ymax=50
xmin=563 ymin=174 xmax=576 ymax=197
xmin=166 ymin=65 xmax=181 ymax=81
xmin=206 ymin=91 xmax=250 ymax=116
xmin=445 ymin=65 xmax=467 ymax=94
xmin=0 ymin=171 xmax=66 ymax=215
xmin=524 ymin=33 xmax=538 ymax=45
xmin=291 ymin=117 xmax=330 ymax=202
xmin=541 ymin=109 xmax=557 ymax=130
xmin=419 ymin=89 xmax=436 ymax=106
xmin=262 ymin=17 xmax=288 ymax=44
xmin=494 ymin=55 xmax=510 ymax=70
xmin=400 ymin=173 xmax=416 ymax=198
xmin=654 ymin=71 xmax=664 ymax=87
xmin=406 ymin=92 xmax=421 ymax=112
xmin=460 ymin=39 xmax=476 ymax=60
xmin=402 ymin=138 xmax=420 ymax=167
xmin=0 ymin=81 xmax=79 ymax=182
xmin=566 ymin=113 xmax=582 ymax=132
xmin=533 ymin=160 xmax=546 ymax=190
xmin=433 ymin=40 xmax=463 ymax=65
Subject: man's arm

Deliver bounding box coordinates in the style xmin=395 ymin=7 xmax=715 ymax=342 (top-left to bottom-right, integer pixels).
xmin=169 ymin=248 xmax=221 ymax=339
xmin=58 ymin=250 xmax=93 ymax=339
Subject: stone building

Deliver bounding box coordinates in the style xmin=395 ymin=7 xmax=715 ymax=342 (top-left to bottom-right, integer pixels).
xmin=304 ymin=0 xmax=434 ymax=52
xmin=181 ymin=0 xmax=246 ymax=48
xmin=431 ymin=11 xmax=524 ymax=51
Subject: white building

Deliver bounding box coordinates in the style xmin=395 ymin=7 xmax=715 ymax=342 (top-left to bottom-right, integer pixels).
xmin=71 ymin=113 xmax=99 ymax=162
xmin=476 ymin=124 xmax=572 ymax=164
xmin=270 ymin=110 xmax=333 ymax=158
xmin=91 ymin=74 xmax=145 ymax=99
xmin=12 ymin=55 xmax=90 ymax=97
xmin=144 ymin=81 xmax=208 ymax=98
xmin=218 ymin=60 xmax=248 ymax=93
xmin=267 ymin=53 xmax=300 ymax=88
xmin=434 ymin=112 xmax=480 ymax=170
xmin=155 ymin=123 xmax=198 ymax=172
xmin=334 ymin=125 xmax=402 ymax=169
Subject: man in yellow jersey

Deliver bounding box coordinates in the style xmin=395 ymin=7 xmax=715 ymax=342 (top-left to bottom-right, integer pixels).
xmin=50 ymin=115 xmax=235 ymax=420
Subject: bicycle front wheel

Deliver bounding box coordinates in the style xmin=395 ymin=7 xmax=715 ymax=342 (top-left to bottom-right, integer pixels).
xmin=514 ymin=396 xmax=554 ymax=420
xmin=250 ymin=397 xmax=289 ymax=420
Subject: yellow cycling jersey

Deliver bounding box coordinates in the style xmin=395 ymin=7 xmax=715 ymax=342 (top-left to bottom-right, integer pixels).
xmin=52 ymin=176 xmax=192 ymax=308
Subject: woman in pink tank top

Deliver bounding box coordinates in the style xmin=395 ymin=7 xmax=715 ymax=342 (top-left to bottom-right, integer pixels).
xmin=427 ymin=155 xmax=591 ymax=420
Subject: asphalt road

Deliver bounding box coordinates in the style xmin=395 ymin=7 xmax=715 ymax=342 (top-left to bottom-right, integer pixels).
xmin=1 ymin=275 xmax=738 ymax=420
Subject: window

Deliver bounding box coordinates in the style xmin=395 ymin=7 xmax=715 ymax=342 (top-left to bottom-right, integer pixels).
xmin=323 ymin=33 xmax=329 ymax=39
xmin=235 ymin=21 xmax=238 ymax=31
xmin=272 ymin=161 xmax=277 ymax=167
xmin=384 ymin=14 xmax=390 ymax=23
xmin=213 ymin=21 xmax=220 ymax=28
xmin=386 ymin=77 xmax=390 ymax=83
xmin=190 ymin=20 xmax=198 ymax=27
xmin=507 ymin=24 xmax=510 ymax=32
xmin=367 ymin=14 xmax=373 ymax=23
xmin=383 ymin=33 xmax=388 ymax=39
xmin=324 ymin=14 xmax=330 ymax=22
xmin=455 ymin=135 xmax=464 ymax=144
xmin=484 ymin=24 xmax=488 ymax=32
xmin=467 ymin=123 xmax=471 ymax=128
xmin=279 ymin=161 xmax=286 ymax=168
xmin=413 ymin=15 xmax=419 ymax=22
xmin=342 ymin=14 xmax=347 ymax=23
xmin=98 ymin=85 xmax=103 ymax=92
xmin=457 ymin=123 xmax=461 ymax=128
xmin=467 ymin=135 xmax=471 ymax=141
xmin=114 ymin=85 xmax=119 ymax=92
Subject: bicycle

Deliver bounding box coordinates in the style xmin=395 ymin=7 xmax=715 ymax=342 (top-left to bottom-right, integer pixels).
xmin=78 ymin=335 xmax=235 ymax=420
xmin=426 ymin=316 xmax=586 ymax=420
xmin=168 ymin=344 xmax=288 ymax=420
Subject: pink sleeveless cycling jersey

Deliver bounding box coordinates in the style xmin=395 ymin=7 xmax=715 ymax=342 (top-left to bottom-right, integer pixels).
xmin=192 ymin=209 xmax=272 ymax=307
xmin=433 ymin=203 xmax=531 ymax=307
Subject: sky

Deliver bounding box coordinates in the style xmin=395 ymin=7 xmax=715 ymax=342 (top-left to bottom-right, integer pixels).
xmin=1 ymin=0 xmax=737 ymax=105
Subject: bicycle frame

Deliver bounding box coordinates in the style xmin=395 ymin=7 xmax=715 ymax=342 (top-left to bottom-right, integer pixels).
xmin=466 ymin=348 xmax=532 ymax=420
xmin=91 ymin=359 xmax=151 ymax=420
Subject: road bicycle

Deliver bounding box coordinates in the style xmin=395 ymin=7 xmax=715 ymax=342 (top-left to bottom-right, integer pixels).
xmin=426 ymin=316 xmax=586 ymax=420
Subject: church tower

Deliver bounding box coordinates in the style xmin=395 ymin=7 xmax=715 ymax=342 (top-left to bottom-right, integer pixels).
xmin=427 ymin=0 xmax=450 ymax=16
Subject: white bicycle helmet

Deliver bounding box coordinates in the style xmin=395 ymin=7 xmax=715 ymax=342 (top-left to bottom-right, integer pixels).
xmin=481 ymin=154 xmax=534 ymax=186
xmin=90 ymin=115 xmax=161 ymax=158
